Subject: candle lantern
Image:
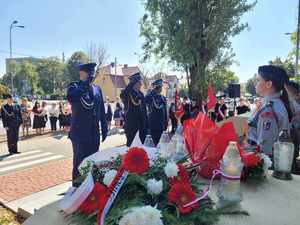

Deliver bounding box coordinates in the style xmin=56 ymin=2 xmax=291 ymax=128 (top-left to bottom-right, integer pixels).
xmin=157 ymin=131 xmax=171 ymax=158
xmin=272 ymin=130 xmax=294 ymax=180
xmin=217 ymin=141 xmax=243 ymax=207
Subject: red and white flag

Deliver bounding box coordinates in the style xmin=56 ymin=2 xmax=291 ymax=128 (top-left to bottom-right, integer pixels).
xmin=207 ymin=81 xmax=216 ymax=111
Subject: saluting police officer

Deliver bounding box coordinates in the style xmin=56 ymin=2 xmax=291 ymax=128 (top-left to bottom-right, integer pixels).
xmin=247 ymin=65 xmax=291 ymax=157
xmin=67 ymin=63 xmax=108 ymax=187
xmin=120 ymin=72 xmax=147 ymax=146
xmin=1 ymin=94 xmax=22 ymax=154
xmin=145 ymin=79 xmax=168 ymax=146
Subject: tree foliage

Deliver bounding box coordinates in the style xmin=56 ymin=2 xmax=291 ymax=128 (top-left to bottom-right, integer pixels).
xmin=140 ymin=0 xmax=256 ymax=102
xmin=245 ymin=75 xmax=256 ymax=96
xmin=65 ymin=51 xmax=88 ymax=83
xmin=269 ymin=57 xmax=295 ymax=77
xmin=15 ymin=60 xmax=38 ymax=94
xmin=85 ymin=41 xmax=109 ymax=70
xmin=36 ymin=57 xmax=65 ymax=95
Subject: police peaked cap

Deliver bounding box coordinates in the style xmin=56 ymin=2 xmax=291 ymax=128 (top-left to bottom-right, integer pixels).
xmin=78 ymin=63 xmax=97 ymax=73
xmin=129 ymin=72 xmax=142 ymax=84
xmin=152 ymin=79 xmax=163 ymax=88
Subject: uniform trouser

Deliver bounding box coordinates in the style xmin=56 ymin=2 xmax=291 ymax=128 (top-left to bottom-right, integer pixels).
xmin=50 ymin=117 xmax=57 ymax=131
xmin=71 ymin=140 xmax=99 ymax=187
xmin=125 ymin=123 xmax=146 ymax=147
xmin=150 ymin=129 xmax=163 ymax=146
xmin=6 ymin=126 xmax=20 ymax=153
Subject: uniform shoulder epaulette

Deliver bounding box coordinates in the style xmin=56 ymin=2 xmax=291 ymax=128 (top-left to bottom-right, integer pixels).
xmin=68 ymin=81 xmax=79 ymax=88
xmin=260 ymin=111 xmax=274 ymax=118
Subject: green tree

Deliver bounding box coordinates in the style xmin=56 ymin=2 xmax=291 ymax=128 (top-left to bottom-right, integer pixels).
xmin=269 ymin=57 xmax=295 ymax=77
xmin=14 ymin=60 xmax=38 ymax=95
xmin=140 ymin=0 xmax=256 ymax=102
xmin=36 ymin=58 xmax=65 ymax=95
xmin=65 ymin=51 xmax=88 ymax=83
xmin=209 ymin=69 xmax=239 ymax=94
xmin=245 ymin=75 xmax=256 ymax=96
xmin=0 ymin=84 xmax=10 ymax=98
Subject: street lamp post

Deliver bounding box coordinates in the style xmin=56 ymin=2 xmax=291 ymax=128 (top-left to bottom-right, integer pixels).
xmin=9 ymin=20 xmax=25 ymax=95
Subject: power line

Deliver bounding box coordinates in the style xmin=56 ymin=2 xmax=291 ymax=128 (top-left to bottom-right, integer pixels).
xmin=0 ymin=49 xmax=46 ymax=58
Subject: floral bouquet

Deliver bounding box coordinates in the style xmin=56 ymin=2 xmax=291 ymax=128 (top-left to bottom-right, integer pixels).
xmin=183 ymin=112 xmax=272 ymax=181
xmin=60 ymin=147 xmax=221 ymax=225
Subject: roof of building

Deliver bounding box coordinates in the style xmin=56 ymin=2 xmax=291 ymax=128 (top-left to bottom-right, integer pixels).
xmin=97 ymin=64 xmax=139 ymax=77
xmin=122 ymin=66 xmax=140 ymax=76
xmin=110 ymin=75 xmax=127 ymax=88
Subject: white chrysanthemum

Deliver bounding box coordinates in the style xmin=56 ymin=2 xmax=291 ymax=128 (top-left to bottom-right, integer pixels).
xmin=146 ymin=179 xmax=163 ymax=195
xmin=261 ymin=153 xmax=272 ymax=169
xmin=119 ymin=206 xmax=164 ymax=225
xmin=103 ymin=169 xmax=117 ymax=186
xmin=164 ymin=161 xmax=178 ymax=178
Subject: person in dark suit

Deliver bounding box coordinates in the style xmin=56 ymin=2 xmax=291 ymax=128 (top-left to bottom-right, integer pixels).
xmin=120 ymin=72 xmax=147 ymax=146
xmin=145 ymin=79 xmax=168 ymax=146
xmin=67 ymin=62 xmax=108 ymax=187
xmin=1 ymin=94 xmax=22 ymax=154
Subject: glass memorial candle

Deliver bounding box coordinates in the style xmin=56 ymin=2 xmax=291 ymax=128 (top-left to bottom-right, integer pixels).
xmin=217 ymin=141 xmax=243 ymax=206
xmin=273 ymin=130 xmax=294 ymax=180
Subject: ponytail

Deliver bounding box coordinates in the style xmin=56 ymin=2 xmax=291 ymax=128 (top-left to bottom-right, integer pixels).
xmin=280 ymin=89 xmax=293 ymax=122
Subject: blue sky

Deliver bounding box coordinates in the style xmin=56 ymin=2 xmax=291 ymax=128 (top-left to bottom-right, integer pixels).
xmin=0 ymin=0 xmax=298 ymax=82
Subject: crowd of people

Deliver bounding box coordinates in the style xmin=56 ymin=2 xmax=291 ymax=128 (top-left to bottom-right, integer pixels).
xmin=4 ymin=98 xmax=73 ymax=137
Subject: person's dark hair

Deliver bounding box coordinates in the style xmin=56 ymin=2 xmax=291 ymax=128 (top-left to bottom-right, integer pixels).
xmin=287 ymin=80 xmax=300 ymax=92
xmin=258 ymin=65 xmax=292 ymax=121
xmin=116 ymin=102 xmax=122 ymax=110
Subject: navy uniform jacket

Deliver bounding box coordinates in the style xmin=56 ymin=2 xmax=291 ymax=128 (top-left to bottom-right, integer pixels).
xmin=248 ymin=93 xmax=290 ymax=155
xmin=120 ymin=84 xmax=147 ymax=131
xmin=67 ymin=81 xmax=107 ymax=144
xmin=145 ymin=90 xmax=168 ymax=131
xmin=1 ymin=104 xmax=22 ymax=128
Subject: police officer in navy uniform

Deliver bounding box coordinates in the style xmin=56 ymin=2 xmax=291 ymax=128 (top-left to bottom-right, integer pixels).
xmin=1 ymin=94 xmax=22 ymax=154
xmin=145 ymin=79 xmax=168 ymax=146
xmin=67 ymin=63 xmax=108 ymax=186
xmin=120 ymin=72 xmax=147 ymax=146
xmin=247 ymin=65 xmax=291 ymax=157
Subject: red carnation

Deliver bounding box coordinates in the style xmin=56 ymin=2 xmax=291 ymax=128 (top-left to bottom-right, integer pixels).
xmin=242 ymin=152 xmax=259 ymax=167
xmin=79 ymin=182 xmax=110 ymax=215
xmin=167 ymin=183 xmax=198 ymax=214
xmin=170 ymin=164 xmax=189 ymax=185
xmin=121 ymin=147 xmax=149 ymax=174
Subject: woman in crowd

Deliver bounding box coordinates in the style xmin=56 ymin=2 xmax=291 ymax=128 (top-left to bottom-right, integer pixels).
xmin=105 ymin=97 xmax=113 ymax=131
xmin=215 ymin=97 xmax=227 ymax=122
xmin=251 ymin=97 xmax=262 ymax=116
xmin=247 ymin=65 xmax=292 ymax=157
xmin=236 ymin=97 xmax=251 ymax=115
xmin=49 ymin=102 xmax=59 ymax=131
xmin=20 ymin=98 xmax=31 ymax=136
xmin=169 ymin=102 xmax=177 ymax=133
xmin=62 ymin=103 xmax=71 ymax=131
xmin=58 ymin=101 xmax=64 ymax=130
xmin=32 ymin=101 xmax=44 ymax=135
xmin=285 ymin=80 xmax=300 ymax=173
xmin=41 ymin=102 xmax=48 ymax=134
xmin=113 ymin=102 xmax=123 ymax=129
